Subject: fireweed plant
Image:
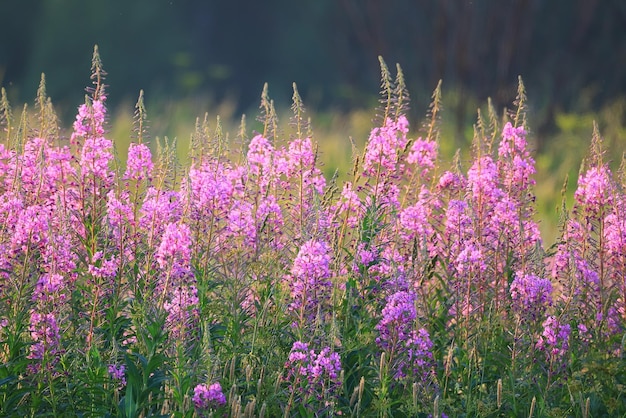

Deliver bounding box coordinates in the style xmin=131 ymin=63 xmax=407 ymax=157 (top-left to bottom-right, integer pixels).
xmin=0 ymin=47 xmax=625 ymax=417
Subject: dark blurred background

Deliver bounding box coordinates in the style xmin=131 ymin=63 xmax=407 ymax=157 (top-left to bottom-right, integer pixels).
xmin=2 ymin=0 xmax=626 ymax=140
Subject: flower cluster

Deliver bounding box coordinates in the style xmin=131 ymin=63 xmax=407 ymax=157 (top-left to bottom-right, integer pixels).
xmin=286 ymin=239 xmax=333 ymax=319
xmin=363 ymin=116 xmax=410 ymax=177
xmin=283 ymin=341 xmax=342 ymax=402
xmin=536 ymin=315 xmax=571 ymax=361
xmin=193 ymin=382 xmax=227 ymax=412
xmin=509 ymin=272 xmax=553 ymax=321
xmin=376 ymin=291 xmax=433 ymax=381
xmin=108 ymin=364 xmax=126 ymax=387
xmin=163 ymin=285 xmax=199 ymax=338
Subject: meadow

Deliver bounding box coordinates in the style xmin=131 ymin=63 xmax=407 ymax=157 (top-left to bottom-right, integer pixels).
xmin=0 ymin=47 xmax=625 ymax=417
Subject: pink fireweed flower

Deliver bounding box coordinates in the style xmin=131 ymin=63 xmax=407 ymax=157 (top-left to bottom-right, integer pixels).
xmin=227 ymin=200 xmax=257 ymax=246
xmin=32 ymin=273 xmax=66 ymax=304
xmin=398 ymin=192 xmax=433 ymax=242
xmin=363 ymin=116 xmax=410 ymax=177
xmin=467 ymin=155 xmax=502 ymax=204
xmin=72 ymin=97 xmax=106 ymax=142
xmin=285 ymin=137 xmax=316 ymax=175
xmin=155 ymin=222 xmax=192 ymax=271
xmin=283 ymin=137 xmax=327 ymax=194
xmin=407 ymin=136 xmax=438 ymax=176
xmin=28 ymin=311 xmax=60 ymax=362
xmin=108 ymin=364 xmax=126 ymax=387
xmin=80 ymin=135 xmax=114 ymax=186
xmin=247 ymin=134 xmax=275 ymax=176
xmin=185 ymin=161 xmax=236 ymax=219
xmin=575 ymin=165 xmax=613 ymax=214
xmin=283 ymin=341 xmax=342 ymax=401
xmin=41 ymin=233 xmax=77 ymax=277
xmin=12 ymin=205 xmax=50 ymax=252
xmin=376 ymin=290 xmax=434 ymax=381
xmin=498 ymin=123 xmax=528 ymax=159
xmin=509 ymin=272 xmax=552 ymax=321
xmin=193 ymin=382 xmax=226 ymax=410
xmin=106 ymin=190 xmax=134 ymax=230
xmin=438 ymin=170 xmax=466 ymax=194
xmin=604 ymin=212 xmax=626 ymax=256
xmin=139 ymin=188 xmax=182 ymax=236
xmin=536 ymin=315 xmax=570 ymax=361
xmin=287 ymin=240 xmax=333 ymax=318
xmin=453 ymin=242 xmax=487 ymax=278
xmin=163 ymin=285 xmax=199 ymax=338
xmin=124 ymin=143 xmax=153 ymax=181
xmin=331 ymin=181 xmax=363 ymax=228
xmin=88 ymin=252 xmax=119 ymax=280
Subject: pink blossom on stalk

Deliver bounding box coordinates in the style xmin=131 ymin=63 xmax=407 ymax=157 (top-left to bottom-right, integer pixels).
xmin=438 ymin=170 xmax=466 ymax=194
xmin=41 ymin=232 xmax=77 ymax=278
xmin=575 ymin=166 xmax=613 ymax=214
xmin=28 ymin=311 xmax=60 ymax=362
xmin=467 ymin=155 xmax=502 ymax=204
xmin=247 ymin=134 xmax=274 ymax=177
xmin=509 ymin=272 xmax=552 ymax=321
xmin=155 ymin=222 xmax=192 ymax=271
xmin=498 ymin=123 xmax=528 ymax=159
xmin=376 ymin=290 xmax=433 ymax=381
xmin=407 ymin=137 xmax=438 ymax=176
xmin=227 ymin=200 xmax=257 ymax=246
xmin=108 ymin=364 xmax=126 ymax=387
xmin=398 ymin=196 xmax=432 ymax=241
xmin=139 ymin=188 xmax=182 ymax=236
xmin=363 ymin=116 xmax=410 ymax=177
xmin=106 ymin=190 xmax=134 ymax=231
xmin=283 ymin=341 xmax=342 ymax=402
xmin=285 ymin=137 xmax=316 ymax=175
xmin=453 ymin=242 xmax=487 ymax=278
xmin=193 ymin=382 xmax=226 ymax=410
xmin=164 ymin=285 xmax=199 ymax=338
xmin=12 ymin=205 xmax=50 ymax=252
xmin=32 ymin=273 xmax=66 ymax=304
xmin=536 ymin=315 xmax=570 ymax=361
xmin=331 ymin=181 xmax=363 ymax=228
xmin=604 ymin=212 xmax=626 ymax=256
xmin=124 ymin=143 xmax=153 ymax=181
xmin=185 ymin=161 xmax=236 ymax=218
xmin=287 ymin=239 xmax=333 ymax=318
xmin=72 ymin=97 xmax=106 ymax=142
xmin=80 ymin=135 xmax=114 ymax=186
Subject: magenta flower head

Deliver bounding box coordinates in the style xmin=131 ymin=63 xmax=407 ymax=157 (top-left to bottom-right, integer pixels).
xmin=509 ymin=272 xmax=552 ymax=321
xmin=376 ymin=290 xmax=433 ymax=381
xmin=363 ymin=116 xmax=410 ymax=177
xmin=536 ymin=315 xmax=571 ymax=361
xmin=108 ymin=364 xmax=126 ymax=387
xmin=575 ymin=165 xmax=613 ymax=215
xmin=287 ymin=239 xmax=333 ymax=318
xmin=124 ymin=143 xmax=153 ymax=182
xmin=193 ymin=382 xmax=226 ymax=411
xmin=407 ymin=136 xmax=438 ymax=177
xmin=283 ymin=341 xmax=342 ymax=402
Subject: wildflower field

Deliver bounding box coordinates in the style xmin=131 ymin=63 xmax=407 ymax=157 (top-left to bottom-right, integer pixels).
xmin=1 ymin=47 xmax=625 ymax=417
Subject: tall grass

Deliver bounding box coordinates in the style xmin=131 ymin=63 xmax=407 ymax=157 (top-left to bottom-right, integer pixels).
xmin=0 ymin=47 xmax=625 ymax=417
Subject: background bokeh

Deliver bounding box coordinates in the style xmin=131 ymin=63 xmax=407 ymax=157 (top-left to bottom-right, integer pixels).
xmin=2 ymin=0 xmax=626 ymax=130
